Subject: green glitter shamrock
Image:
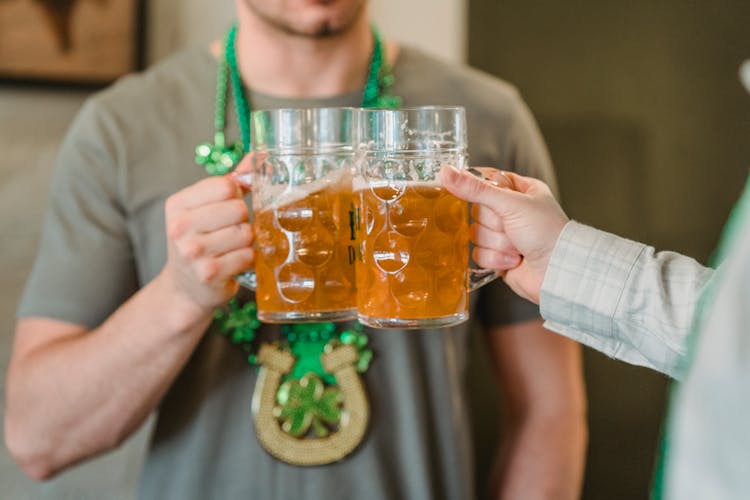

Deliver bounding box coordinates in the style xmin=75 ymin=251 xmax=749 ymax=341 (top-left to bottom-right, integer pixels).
xmin=214 ymin=298 xmax=261 ymax=363
xmin=275 ymin=373 xmax=343 ymax=438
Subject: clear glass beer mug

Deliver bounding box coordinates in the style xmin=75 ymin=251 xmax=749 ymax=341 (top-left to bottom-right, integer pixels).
xmin=354 ymin=106 xmax=500 ymax=329
xmin=243 ymin=108 xmax=359 ymax=323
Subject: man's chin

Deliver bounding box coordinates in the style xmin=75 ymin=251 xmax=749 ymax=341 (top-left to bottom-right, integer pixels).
xmin=296 ymin=19 xmax=349 ymax=38
xmin=285 ymin=8 xmax=364 ymax=38
xmin=247 ymin=0 xmax=366 ymax=39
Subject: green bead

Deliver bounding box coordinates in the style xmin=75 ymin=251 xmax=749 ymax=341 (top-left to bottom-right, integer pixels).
xmin=214 ymin=131 xmax=226 ymax=148
xmin=219 ymin=152 xmax=234 ymax=167
xmin=214 ymin=298 xmax=261 ymax=358
xmin=356 ymin=349 xmax=373 ymax=373
xmin=195 ymin=143 xmax=212 ymax=164
xmin=340 ymin=330 xmax=356 ymax=344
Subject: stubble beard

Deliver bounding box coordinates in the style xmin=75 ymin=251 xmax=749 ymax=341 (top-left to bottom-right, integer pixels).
xmin=244 ymin=0 xmax=367 ymax=39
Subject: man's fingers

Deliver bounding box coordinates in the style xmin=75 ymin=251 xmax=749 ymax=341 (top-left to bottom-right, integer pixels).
xmin=167 ymin=176 xmax=243 ymax=211
xmin=439 ymin=165 xmax=516 ymax=214
xmin=471 ymin=204 xmax=505 ymax=232
xmin=175 ymin=223 xmax=254 ymax=260
xmin=193 ymin=247 xmax=255 ymax=285
xmin=469 ymin=167 xmax=515 ymax=190
xmin=501 ymin=171 xmax=538 ymax=194
xmin=470 ymin=224 xmax=519 ymax=256
xmin=472 ymin=246 xmax=522 ymax=271
xmin=216 ymin=246 xmax=256 ymax=277
xmin=471 ymin=168 xmax=544 ymax=196
xmin=168 ymin=199 xmax=249 ymax=238
xmin=210 ymin=223 xmax=255 ymax=256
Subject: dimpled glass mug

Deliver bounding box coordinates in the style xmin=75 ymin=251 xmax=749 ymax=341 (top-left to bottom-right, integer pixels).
xmin=242 ymin=108 xmax=359 ymax=323
xmin=353 ymin=106 xmax=500 ymax=329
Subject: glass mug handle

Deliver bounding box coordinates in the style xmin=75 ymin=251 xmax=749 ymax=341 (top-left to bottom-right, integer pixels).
xmin=236 ymin=270 xmax=257 ymax=290
xmin=465 ymin=167 xmax=511 ymax=292
xmin=468 ymin=267 xmax=503 ymax=292
xmin=234 ymin=170 xmax=257 ymax=291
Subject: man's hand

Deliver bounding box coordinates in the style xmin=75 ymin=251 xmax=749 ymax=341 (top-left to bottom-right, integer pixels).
xmin=439 ymin=165 xmax=569 ymax=304
xmin=160 ymin=173 xmax=255 ymax=314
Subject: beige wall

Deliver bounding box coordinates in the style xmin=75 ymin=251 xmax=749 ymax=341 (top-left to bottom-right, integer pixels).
xmin=372 ymin=0 xmax=467 ymax=63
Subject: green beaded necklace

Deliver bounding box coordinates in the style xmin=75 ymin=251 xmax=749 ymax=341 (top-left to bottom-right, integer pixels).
xmin=195 ymin=23 xmax=400 ymax=175
xmin=197 ymin=24 xmax=400 ymax=372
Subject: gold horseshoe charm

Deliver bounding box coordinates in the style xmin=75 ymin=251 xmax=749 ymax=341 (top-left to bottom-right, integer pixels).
xmin=252 ymin=343 xmax=370 ymax=465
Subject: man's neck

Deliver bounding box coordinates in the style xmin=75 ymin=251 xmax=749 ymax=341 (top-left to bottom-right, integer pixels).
xmin=235 ymin=7 xmax=372 ymax=99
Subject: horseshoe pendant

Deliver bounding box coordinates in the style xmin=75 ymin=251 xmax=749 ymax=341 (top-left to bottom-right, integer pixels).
xmin=252 ymin=343 xmax=370 ymax=465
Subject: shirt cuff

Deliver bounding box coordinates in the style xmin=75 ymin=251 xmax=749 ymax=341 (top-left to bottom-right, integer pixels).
xmin=539 ymin=221 xmax=646 ymax=359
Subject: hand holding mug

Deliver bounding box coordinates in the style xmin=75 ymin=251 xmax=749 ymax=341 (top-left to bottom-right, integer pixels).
xmin=161 ymin=162 xmax=255 ymax=312
xmin=439 ymin=165 xmax=569 ymax=304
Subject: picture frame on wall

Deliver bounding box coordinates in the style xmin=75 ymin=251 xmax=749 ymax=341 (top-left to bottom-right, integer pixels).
xmin=0 ymin=0 xmax=144 ymax=85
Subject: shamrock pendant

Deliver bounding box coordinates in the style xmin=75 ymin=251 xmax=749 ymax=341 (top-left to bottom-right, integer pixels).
xmin=195 ymin=131 xmax=243 ymax=176
xmin=276 ymin=373 xmax=343 ymax=438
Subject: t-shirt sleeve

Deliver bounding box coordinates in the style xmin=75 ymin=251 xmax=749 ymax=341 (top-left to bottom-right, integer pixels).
xmin=16 ymin=98 xmax=139 ymax=328
xmin=476 ymin=92 xmax=556 ymax=328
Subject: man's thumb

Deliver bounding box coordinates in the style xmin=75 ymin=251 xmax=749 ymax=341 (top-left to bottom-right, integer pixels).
xmin=439 ymin=165 xmax=513 ymax=214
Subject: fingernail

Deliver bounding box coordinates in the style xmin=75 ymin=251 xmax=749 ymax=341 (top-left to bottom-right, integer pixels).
xmin=233 ymin=172 xmax=253 ymax=190
xmin=497 ymin=172 xmax=515 ymax=191
xmin=502 ymin=253 xmax=522 ymax=267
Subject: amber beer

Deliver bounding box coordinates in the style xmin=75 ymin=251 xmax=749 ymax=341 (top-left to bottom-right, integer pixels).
xmin=246 ymin=107 xmax=360 ymax=322
xmin=354 ymin=181 xmax=470 ymax=327
xmin=253 ymin=173 xmax=357 ymax=322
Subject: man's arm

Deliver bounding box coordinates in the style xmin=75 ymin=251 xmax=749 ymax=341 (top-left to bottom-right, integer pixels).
xmin=6 ymin=283 xmax=211 ymax=481
xmin=5 ymin=175 xmax=255 ymax=480
xmin=441 ymin=167 xmax=714 ymax=379
xmin=489 ymin=319 xmax=587 ymax=500
xmin=541 ymin=222 xmax=714 ymax=380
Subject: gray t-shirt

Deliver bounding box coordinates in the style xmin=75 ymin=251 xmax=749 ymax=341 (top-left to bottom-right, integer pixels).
xmin=18 ymin=46 xmax=555 ymax=500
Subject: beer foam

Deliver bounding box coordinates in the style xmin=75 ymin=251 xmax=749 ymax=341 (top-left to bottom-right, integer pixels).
xmin=258 ymin=168 xmax=352 ymax=210
xmin=352 ymin=178 xmax=441 ymax=192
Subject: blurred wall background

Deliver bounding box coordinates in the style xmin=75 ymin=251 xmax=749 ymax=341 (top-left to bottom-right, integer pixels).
xmin=2 ymin=1 xmax=749 ymax=499
xmin=467 ymin=1 xmax=750 ymax=499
